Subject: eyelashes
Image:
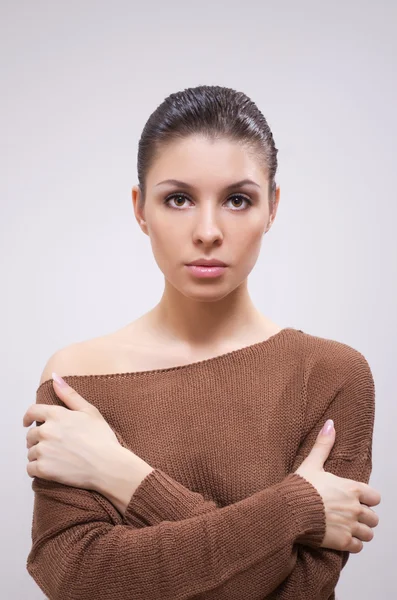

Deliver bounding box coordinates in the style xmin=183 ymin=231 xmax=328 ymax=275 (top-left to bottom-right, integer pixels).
xmin=163 ymin=192 xmax=253 ymax=210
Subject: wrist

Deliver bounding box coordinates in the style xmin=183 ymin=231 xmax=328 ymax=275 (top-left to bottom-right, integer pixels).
xmin=94 ymin=446 xmax=154 ymax=516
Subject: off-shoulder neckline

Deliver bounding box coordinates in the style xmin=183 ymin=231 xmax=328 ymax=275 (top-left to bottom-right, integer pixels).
xmin=36 ymin=327 xmax=303 ymax=393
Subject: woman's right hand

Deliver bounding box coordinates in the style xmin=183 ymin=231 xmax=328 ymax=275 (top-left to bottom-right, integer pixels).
xmin=295 ymin=419 xmax=381 ymax=554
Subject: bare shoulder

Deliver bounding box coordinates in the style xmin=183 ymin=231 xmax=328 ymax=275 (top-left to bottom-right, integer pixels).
xmin=37 ymin=317 xmax=151 ymax=387
xmin=38 ymin=314 xmax=286 ymax=387
xmin=38 ymin=331 xmax=127 ymax=387
xmin=38 ymin=340 xmax=96 ymax=387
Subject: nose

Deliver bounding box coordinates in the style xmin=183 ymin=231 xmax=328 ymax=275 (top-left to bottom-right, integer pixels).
xmin=192 ymin=205 xmax=223 ymax=246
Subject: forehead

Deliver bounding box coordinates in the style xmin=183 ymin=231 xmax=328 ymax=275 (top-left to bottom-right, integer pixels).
xmin=147 ymin=135 xmax=268 ymax=188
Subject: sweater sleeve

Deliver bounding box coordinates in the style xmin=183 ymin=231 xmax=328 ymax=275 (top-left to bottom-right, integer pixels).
xmin=263 ymin=349 xmax=376 ymax=599
xmin=26 ymin=387 xmax=327 ymax=600
xmin=118 ymin=349 xmax=375 ymax=600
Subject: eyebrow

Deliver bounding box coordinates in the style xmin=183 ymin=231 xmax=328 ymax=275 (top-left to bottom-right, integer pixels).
xmin=154 ymin=178 xmax=261 ymax=192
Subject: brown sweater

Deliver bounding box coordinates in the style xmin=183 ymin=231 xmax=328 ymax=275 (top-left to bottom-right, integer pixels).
xmin=26 ymin=327 xmax=375 ymax=599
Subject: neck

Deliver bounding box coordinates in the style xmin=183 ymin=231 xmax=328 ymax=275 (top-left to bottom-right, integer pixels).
xmin=146 ymin=278 xmax=270 ymax=350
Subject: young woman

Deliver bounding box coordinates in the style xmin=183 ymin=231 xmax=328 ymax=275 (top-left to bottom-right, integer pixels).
xmin=24 ymin=85 xmax=381 ymax=599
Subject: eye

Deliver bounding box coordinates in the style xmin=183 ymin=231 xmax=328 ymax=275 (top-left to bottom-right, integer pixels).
xmin=164 ymin=193 xmax=192 ymax=209
xmin=164 ymin=193 xmax=253 ymax=210
xmin=227 ymin=194 xmax=253 ymax=210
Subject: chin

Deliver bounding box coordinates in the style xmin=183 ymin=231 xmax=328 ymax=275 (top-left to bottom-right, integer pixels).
xmin=173 ymin=278 xmax=247 ymax=303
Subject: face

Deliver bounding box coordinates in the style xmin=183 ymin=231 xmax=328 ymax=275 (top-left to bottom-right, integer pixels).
xmin=132 ymin=135 xmax=280 ymax=302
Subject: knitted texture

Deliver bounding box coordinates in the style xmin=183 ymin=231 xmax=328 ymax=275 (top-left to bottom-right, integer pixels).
xmin=26 ymin=327 xmax=375 ymax=599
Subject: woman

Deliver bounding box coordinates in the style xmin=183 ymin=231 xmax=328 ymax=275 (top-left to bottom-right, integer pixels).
xmin=23 ymin=85 xmax=381 ymax=599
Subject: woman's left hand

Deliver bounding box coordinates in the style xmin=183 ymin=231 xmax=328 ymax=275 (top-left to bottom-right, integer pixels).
xmin=23 ymin=373 xmax=126 ymax=491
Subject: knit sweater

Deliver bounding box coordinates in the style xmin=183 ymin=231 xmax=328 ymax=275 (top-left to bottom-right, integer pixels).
xmin=26 ymin=327 xmax=375 ymax=600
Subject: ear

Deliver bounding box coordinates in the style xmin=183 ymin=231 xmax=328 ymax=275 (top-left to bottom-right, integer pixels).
xmin=132 ymin=185 xmax=149 ymax=235
xmin=265 ymin=185 xmax=281 ymax=233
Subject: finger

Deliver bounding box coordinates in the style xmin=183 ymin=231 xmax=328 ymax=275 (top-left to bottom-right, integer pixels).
xmin=26 ymin=460 xmax=39 ymax=479
xmin=348 ymin=537 xmax=364 ymax=554
xmin=27 ymin=458 xmax=54 ymax=482
xmin=352 ymin=521 xmax=375 ymax=543
xmin=301 ymin=421 xmax=336 ymax=470
xmin=23 ymin=404 xmax=50 ymax=427
xmin=26 ymin=426 xmax=41 ymax=449
xmin=358 ymin=483 xmax=382 ymax=508
xmin=23 ymin=404 xmax=65 ymax=427
xmin=27 ymin=444 xmax=40 ymax=462
xmin=52 ymin=373 xmax=97 ymax=413
xmin=358 ymin=505 xmax=380 ymax=528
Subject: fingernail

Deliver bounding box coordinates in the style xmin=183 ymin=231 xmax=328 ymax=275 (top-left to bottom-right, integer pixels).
xmin=321 ymin=419 xmax=334 ymax=435
xmin=52 ymin=372 xmax=67 ymax=388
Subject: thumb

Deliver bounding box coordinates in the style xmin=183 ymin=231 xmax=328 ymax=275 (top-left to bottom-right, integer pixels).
xmin=303 ymin=419 xmax=335 ymax=470
xmin=52 ymin=372 xmax=96 ymax=413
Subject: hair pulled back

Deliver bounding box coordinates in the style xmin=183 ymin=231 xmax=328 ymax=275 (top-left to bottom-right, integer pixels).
xmin=137 ymin=85 xmax=278 ymax=208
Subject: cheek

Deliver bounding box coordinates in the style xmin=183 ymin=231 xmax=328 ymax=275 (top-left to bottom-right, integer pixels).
xmin=231 ymin=225 xmax=265 ymax=273
xmin=147 ymin=222 xmax=180 ymax=271
xmin=233 ymin=222 xmax=264 ymax=253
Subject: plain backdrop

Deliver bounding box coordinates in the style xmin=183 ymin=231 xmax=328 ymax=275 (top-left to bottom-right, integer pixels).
xmin=1 ymin=1 xmax=396 ymax=598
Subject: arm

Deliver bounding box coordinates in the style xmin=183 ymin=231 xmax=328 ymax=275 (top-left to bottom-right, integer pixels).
xmin=259 ymin=348 xmax=376 ymax=599
xmin=116 ymin=348 xmax=375 ymax=600
xmin=27 ymin=381 xmax=327 ymax=600
xmin=265 ymin=453 xmax=372 ymax=599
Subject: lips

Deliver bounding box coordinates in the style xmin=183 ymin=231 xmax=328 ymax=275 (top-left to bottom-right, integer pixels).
xmin=187 ymin=259 xmax=227 ymax=267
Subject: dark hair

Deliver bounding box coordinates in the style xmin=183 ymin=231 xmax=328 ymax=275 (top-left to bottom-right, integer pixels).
xmin=137 ymin=85 xmax=278 ymax=208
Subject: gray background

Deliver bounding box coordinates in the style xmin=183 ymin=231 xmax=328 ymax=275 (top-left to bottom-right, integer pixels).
xmin=2 ymin=1 xmax=396 ymax=598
